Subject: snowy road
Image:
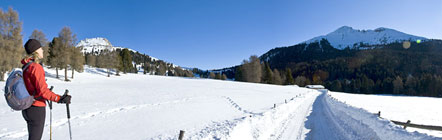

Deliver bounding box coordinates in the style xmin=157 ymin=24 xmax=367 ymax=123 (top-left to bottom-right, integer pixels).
xmin=303 ymin=90 xmax=440 ymax=140
xmin=305 ymin=92 xmax=380 ymax=140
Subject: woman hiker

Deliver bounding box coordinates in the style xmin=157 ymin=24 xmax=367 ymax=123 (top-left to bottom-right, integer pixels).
xmin=21 ymin=39 xmax=72 ymax=140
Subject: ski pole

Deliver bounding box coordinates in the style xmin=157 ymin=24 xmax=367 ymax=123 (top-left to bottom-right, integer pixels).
xmin=48 ymin=86 xmax=54 ymax=140
xmin=64 ymin=89 xmax=72 ymax=140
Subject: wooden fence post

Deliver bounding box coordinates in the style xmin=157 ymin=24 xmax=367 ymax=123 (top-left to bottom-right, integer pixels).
xmin=404 ymin=120 xmax=411 ymax=129
xmin=179 ymin=130 xmax=185 ymax=140
xmin=274 ymin=104 xmax=276 ymax=109
xmin=285 ymin=99 xmax=287 ymax=104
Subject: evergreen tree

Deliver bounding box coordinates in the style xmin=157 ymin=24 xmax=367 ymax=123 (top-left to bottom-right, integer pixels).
xmin=285 ymin=68 xmax=295 ymax=85
xmin=361 ymin=75 xmax=374 ymax=93
xmin=120 ymin=48 xmax=133 ymax=73
xmin=48 ymin=37 xmax=63 ymax=78
xmin=330 ymin=80 xmax=342 ymax=91
xmin=263 ymin=62 xmax=273 ymax=84
xmin=234 ymin=66 xmax=242 ymax=81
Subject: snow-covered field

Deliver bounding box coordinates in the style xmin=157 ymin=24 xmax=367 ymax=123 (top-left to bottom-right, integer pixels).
xmin=1 ymin=66 xmax=441 ymax=140
xmin=329 ymin=91 xmax=442 ymax=137
xmin=0 ymin=67 xmax=318 ymax=140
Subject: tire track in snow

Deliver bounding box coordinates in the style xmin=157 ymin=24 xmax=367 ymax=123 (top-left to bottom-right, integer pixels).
xmin=305 ymin=92 xmax=380 ymax=140
xmin=304 ymin=92 xmax=439 ymax=140
xmin=277 ymin=93 xmax=317 ymax=140
xmin=0 ymin=97 xmax=192 ymax=139
xmin=224 ymin=92 xmax=319 ymax=140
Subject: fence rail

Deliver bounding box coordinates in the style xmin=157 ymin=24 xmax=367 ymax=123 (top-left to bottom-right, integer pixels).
xmin=390 ymin=120 xmax=442 ymax=131
xmin=374 ymin=111 xmax=442 ymax=132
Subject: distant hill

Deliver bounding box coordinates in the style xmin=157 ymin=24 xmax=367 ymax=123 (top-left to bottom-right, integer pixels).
xmin=214 ymin=26 xmax=442 ymax=97
xmin=76 ymin=37 xmax=192 ymax=77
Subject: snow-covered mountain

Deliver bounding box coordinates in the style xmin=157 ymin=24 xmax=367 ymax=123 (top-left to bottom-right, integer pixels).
xmin=304 ymin=26 xmax=427 ymax=49
xmin=76 ymin=37 xmax=136 ymax=54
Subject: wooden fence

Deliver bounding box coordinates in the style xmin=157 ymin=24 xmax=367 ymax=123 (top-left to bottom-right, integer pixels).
xmin=375 ymin=111 xmax=442 ymax=131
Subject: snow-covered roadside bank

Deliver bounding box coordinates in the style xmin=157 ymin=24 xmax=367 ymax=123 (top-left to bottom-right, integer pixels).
xmin=329 ymin=91 xmax=442 ymax=137
xmin=312 ymin=91 xmax=441 ymax=140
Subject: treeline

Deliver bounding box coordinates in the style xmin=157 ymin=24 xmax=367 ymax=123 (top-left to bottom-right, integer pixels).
xmin=84 ymin=50 xmax=194 ymax=77
xmin=232 ymin=55 xmax=296 ymax=85
xmin=193 ymin=68 xmax=228 ymax=80
xmin=232 ymin=38 xmax=442 ymax=97
xmin=133 ymin=52 xmax=194 ymax=77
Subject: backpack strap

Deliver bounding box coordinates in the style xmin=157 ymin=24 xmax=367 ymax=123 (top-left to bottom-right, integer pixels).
xmin=21 ymin=61 xmax=44 ymax=101
xmin=22 ymin=61 xmax=34 ymax=72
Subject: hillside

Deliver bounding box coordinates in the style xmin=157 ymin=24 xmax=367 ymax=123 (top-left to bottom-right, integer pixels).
xmin=77 ymin=37 xmax=192 ymax=77
xmin=214 ymin=26 xmax=442 ymax=97
xmin=259 ymin=39 xmax=442 ymax=97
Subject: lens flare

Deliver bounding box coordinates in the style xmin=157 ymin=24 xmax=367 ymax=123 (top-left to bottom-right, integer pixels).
xmin=403 ymin=41 xmax=411 ymax=49
xmin=417 ymin=39 xmax=422 ymax=44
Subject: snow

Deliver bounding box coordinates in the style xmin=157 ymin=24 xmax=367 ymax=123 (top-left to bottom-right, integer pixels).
xmin=305 ymin=85 xmax=325 ymax=89
xmin=329 ymin=91 xmax=442 ymax=138
xmin=0 ymin=66 xmax=440 ymax=139
xmin=306 ymin=91 xmax=438 ymax=140
xmin=0 ymin=66 xmax=315 ymax=139
xmin=304 ymin=26 xmax=427 ymax=49
xmin=76 ymin=37 xmax=136 ymax=54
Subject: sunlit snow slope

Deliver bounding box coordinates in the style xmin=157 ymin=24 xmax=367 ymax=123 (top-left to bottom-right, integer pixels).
xmin=0 ymin=67 xmax=440 ymax=140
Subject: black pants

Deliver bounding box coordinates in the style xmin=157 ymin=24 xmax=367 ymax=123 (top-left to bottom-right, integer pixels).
xmin=22 ymin=106 xmax=46 ymax=140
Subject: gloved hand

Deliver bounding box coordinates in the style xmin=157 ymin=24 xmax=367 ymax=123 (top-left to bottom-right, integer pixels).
xmin=58 ymin=94 xmax=71 ymax=104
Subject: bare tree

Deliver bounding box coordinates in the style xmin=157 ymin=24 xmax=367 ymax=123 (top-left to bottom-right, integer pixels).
xmin=272 ymin=69 xmax=282 ymax=85
xmin=58 ymin=26 xmax=77 ymax=81
xmin=221 ymin=74 xmax=227 ymax=80
xmin=209 ymin=72 xmax=216 ymax=79
xmin=29 ymin=29 xmax=49 ymax=65
xmin=0 ymin=8 xmax=24 ymax=81
xmin=86 ymin=54 xmax=97 ymax=67
xmin=70 ymin=46 xmax=85 ymax=79
xmin=241 ymin=55 xmax=262 ymax=83
xmin=294 ymin=76 xmax=307 ymax=87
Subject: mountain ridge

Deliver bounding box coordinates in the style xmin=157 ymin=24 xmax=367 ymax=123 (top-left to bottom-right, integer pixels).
xmin=303 ymin=26 xmax=427 ymax=49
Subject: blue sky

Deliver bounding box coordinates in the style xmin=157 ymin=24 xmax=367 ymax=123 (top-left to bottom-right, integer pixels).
xmin=1 ymin=0 xmax=441 ymax=70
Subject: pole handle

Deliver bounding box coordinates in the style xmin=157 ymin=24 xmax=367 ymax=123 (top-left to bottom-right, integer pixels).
xmin=64 ymin=90 xmax=71 ymax=119
xmin=47 ymin=86 xmax=54 ymax=109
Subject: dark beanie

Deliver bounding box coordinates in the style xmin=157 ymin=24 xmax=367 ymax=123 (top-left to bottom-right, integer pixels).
xmin=24 ymin=39 xmax=42 ymax=54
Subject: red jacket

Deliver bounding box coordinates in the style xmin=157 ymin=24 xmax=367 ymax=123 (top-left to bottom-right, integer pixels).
xmin=21 ymin=58 xmax=61 ymax=107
